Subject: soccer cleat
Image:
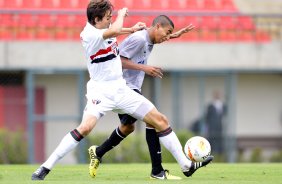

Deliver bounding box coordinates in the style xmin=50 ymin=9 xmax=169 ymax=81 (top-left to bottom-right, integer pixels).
xmin=150 ymin=169 xmax=182 ymax=180
xmin=183 ymin=155 xmax=214 ymax=177
xmin=88 ymin=145 xmax=101 ymax=178
xmin=31 ymin=166 xmax=50 ymax=180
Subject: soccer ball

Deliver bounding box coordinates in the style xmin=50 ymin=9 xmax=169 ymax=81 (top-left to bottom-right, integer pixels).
xmin=184 ymin=136 xmax=211 ymax=162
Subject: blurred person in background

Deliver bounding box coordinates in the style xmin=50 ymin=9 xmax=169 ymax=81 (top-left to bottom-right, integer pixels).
xmin=205 ymin=90 xmax=226 ymax=155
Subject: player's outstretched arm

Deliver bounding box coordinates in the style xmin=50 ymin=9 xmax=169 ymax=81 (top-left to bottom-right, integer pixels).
xmin=103 ymin=8 xmax=128 ymax=39
xmin=169 ymin=23 xmax=195 ymax=39
xmin=120 ymin=22 xmax=146 ymax=35
xmin=121 ymin=56 xmax=163 ymax=78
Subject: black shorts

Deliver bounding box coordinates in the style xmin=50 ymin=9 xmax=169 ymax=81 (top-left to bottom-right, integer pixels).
xmin=118 ymin=89 xmax=141 ymax=125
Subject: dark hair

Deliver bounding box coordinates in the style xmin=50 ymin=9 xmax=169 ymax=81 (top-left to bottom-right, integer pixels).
xmin=152 ymin=15 xmax=174 ymax=29
xmin=87 ymin=0 xmax=113 ymax=25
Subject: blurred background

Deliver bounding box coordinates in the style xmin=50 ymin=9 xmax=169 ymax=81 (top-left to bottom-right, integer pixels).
xmin=0 ymin=0 xmax=281 ymax=165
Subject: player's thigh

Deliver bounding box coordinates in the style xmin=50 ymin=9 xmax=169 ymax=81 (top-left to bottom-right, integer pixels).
xmin=117 ymin=88 xmax=154 ymax=120
xmin=85 ymin=91 xmax=116 ymax=120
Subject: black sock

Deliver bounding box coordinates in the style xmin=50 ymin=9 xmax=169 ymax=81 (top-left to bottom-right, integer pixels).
xmin=146 ymin=127 xmax=164 ymax=175
xmin=96 ymin=128 xmax=126 ymax=158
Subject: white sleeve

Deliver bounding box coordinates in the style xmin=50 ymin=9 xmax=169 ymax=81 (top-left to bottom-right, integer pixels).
xmin=88 ymin=28 xmax=107 ymax=47
xmin=119 ymin=35 xmax=145 ymax=59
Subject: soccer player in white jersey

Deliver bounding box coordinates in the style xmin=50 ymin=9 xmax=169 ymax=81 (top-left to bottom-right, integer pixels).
xmin=31 ymin=0 xmax=213 ymax=180
xmin=88 ymin=15 xmax=198 ymax=180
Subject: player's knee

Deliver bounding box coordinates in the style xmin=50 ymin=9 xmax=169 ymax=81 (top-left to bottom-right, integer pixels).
xmin=152 ymin=111 xmax=168 ymax=124
xmin=158 ymin=113 xmax=169 ymax=126
xmin=77 ymin=125 xmax=91 ymax=136
xmin=77 ymin=117 xmax=97 ymax=136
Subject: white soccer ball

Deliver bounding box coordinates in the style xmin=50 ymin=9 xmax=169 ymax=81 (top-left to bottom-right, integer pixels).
xmin=184 ymin=136 xmax=211 ymax=162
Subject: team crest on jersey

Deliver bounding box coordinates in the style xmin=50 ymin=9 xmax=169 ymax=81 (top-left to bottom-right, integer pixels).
xmin=111 ymin=42 xmax=119 ymax=56
xmin=92 ymin=99 xmax=101 ymax=105
xmin=148 ymin=44 xmax=153 ymax=52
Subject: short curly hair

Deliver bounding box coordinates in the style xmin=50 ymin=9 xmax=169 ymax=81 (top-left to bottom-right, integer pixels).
xmin=86 ymin=0 xmax=113 ymax=25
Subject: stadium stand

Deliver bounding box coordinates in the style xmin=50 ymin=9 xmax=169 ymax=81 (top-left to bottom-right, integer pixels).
xmin=0 ymin=0 xmax=272 ymax=42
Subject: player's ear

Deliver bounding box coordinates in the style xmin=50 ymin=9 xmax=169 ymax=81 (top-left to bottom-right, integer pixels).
xmin=94 ymin=17 xmax=100 ymax=25
xmin=156 ymin=23 xmax=161 ymax=29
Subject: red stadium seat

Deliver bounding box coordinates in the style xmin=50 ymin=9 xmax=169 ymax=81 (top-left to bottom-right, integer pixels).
xmin=70 ymin=28 xmax=82 ymax=40
xmin=35 ymin=29 xmax=53 ymax=40
xmin=178 ymin=30 xmax=199 ymax=41
xmin=184 ymin=16 xmax=200 ymax=29
xmin=219 ymin=0 xmax=236 ymax=11
xmin=218 ymin=16 xmax=236 ymax=30
xmin=22 ymin=0 xmax=40 ymax=9
xmin=237 ymin=31 xmax=255 ymax=42
xmin=200 ymin=29 xmax=217 ymax=41
xmin=200 ymin=16 xmax=218 ymax=30
xmin=18 ymin=14 xmax=37 ymax=28
xmin=15 ymin=29 xmax=34 ymax=40
xmin=203 ymin=0 xmax=218 ymax=10
xmin=237 ymin=16 xmax=255 ymax=30
xmin=39 ymin=0 xmax=56 ymax=9
xmin=73 ymin=15 xmax=87 ymax=28
xmin=255 ymin=31 xmax=271 ymax=42
xmin=131 ymin=0 xmax=151 ymax=10
xmin=59 ymin=0 xmax=77 ymax=9
xmin=124 ymin=15 xmax=153 ymax=28
xmin=55 ymin=15 xmax=74 ymax=28
xmin=0 ymin=30 xmax=14 ymax=40
xmin=218 ymin=30 xmax=237 ymax=42
xmin=54 ymin=30 xmax=70 ymax=40
xmin=151 ymin=0 xmax=170 ymax=10
xmin=2 ymin=0 xmax=21 ymax=8
xmin=76 ymin=0 xmax=89 ymax=9
xmin=186 ymin=0 xmax=199 ymax=10
xmin=0 ymin=14 xmax=18 ymax=28
xmin=110 ymin=0 xmax=134 ymax=9
xmin=37 ymin=14 xmax=56 ymax=28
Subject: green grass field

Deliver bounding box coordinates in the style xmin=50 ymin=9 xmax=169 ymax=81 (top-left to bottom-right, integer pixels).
xmin=1 ymin=163 xmax=282 ymax=184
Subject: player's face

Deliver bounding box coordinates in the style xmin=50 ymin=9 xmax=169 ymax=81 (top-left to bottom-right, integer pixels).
xmin=96 ymin=10 xmax=112 ymax=29
xmin=154 ymin=24 xmax=173 ymax=44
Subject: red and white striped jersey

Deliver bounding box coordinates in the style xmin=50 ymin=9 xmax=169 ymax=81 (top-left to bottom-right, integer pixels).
xmin=80 ymin=22 xmax=123 ymax=81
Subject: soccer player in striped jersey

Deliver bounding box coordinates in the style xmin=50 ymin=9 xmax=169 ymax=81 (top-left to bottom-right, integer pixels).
xmin=88 ymin=15 xmax=212 ymax=180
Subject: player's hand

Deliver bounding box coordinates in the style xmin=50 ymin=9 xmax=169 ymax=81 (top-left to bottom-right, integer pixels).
xmin=118 ymin=8 xmax=129 ymax=18
xmin=170 ymin=24 xmax=195 ymax=39
xmin=131 ymin=22 xmax=146 ymax=32
xmin=144 ymin=65 xmax=163 ymax=78
xmin=180 ymin=23 xmax=195 ymax=34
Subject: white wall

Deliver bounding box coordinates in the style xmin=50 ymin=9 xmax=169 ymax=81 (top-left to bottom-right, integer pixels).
xmin=237 ymin=74 xmax=282 ymax=136
xmin=1 ymin=41 xmax=282 ymax=70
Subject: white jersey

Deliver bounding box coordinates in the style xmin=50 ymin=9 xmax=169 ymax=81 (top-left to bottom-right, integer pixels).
xmin=79 ymin=23 xmax=154 ymax=121
xmin=80 ymin=22 xmax=123 ymax=81
xmin=119 ymin=29 xmax=154 ymax=91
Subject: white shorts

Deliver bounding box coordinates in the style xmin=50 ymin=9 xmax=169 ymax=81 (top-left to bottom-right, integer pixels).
xmin=84 ymin=78 xmax=155 ymax=120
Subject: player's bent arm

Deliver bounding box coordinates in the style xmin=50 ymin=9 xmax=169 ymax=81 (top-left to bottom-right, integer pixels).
xmin=121 ymin=56 xmax=163 ymax=78
xmin=118 ymin=22 xmax=147 ymax=35
xmin=121 ymin=56 xmax=146 ymax=71
xmin=102 ymin=8 xmax=128 ymax=40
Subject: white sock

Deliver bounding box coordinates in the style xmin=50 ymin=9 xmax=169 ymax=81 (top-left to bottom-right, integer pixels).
xmin=42 ymin=133 xmax=79 ymax=170
xmin=159 ymin=131 xmax=192 ymax=172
